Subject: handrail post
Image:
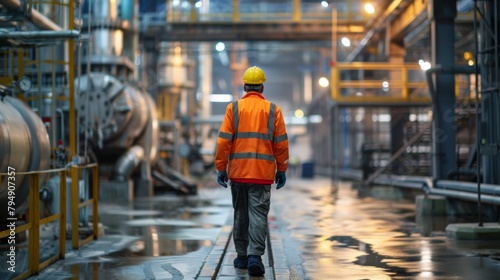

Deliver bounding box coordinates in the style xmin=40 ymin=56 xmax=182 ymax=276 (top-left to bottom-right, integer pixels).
xmin=59 ymin=170 xmax=67 ymax=258
xmin=28 ymin=173 xmax=34 ymax=274
xmin=232 ymin=0 xmax=240 ymax=22
xmin=331 ymin=65 xmax=339 ymax=100
xmin=92 ymin=165 xmax=99 ymax=239
xmin=71 ymin=165 xmax=79 ymax=249
xmin=31 ymin=173 xmax=41 ymax=274
xmin=189 ymin=0 xmax=196 ymax=22
xmin=402 ymin=65 xmax=409 ymax=99
xmin=293 ymin=0 xmax=301 ymax=22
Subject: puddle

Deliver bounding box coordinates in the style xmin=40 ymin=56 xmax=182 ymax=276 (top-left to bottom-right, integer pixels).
xmin=107 ymin=239 xmax=212 ymax=257
xmin=326 ymin=235 xmax=418 ymax=277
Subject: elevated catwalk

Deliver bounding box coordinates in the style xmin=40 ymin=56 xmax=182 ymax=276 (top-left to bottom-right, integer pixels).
xmin=27 ymin=177 xmax=500 ymax=279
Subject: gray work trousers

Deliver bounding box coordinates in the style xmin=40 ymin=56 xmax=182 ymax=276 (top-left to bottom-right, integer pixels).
xmin=231 ymin=182 xmax=271 ymax=256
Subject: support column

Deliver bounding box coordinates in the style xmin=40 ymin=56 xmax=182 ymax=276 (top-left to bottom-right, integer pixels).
xmin=386 ymin=40 xmax=408 ymax=175
xmin=199 ymin=43 xmax=212 ymax=154
xmin=303 ymin=51 xmax=312 ymax=104
xmin=480 ymin=1 xmax=500 ymax=184
xmin=429 ymin=0 xmax=457 ymax=180
xmin=230 ymin=43 xmax=247 ymax=100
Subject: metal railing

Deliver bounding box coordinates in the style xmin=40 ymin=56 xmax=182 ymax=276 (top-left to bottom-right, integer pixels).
xmin=0 ymin=163 xmax=98 ymax=279
xmin=331 ymin=62 xmax=431 ymax=105
xmin=139 ymin=1 xmax=368 ymax=26
xmin=331 ymin=62 xmax=473 ymax=105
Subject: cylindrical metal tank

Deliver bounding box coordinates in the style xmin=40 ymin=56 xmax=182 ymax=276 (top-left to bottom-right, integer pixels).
xmin=0 ymin=96 xmax=51 ymax=218
xmin=157 ymin=42 xmax=195 ymax=120
xmin=90 ymin=0 xmax=123 ymax=57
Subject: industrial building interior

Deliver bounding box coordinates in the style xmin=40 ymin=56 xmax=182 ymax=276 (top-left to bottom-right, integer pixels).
xmin=2 ymin=0 xmax=500 ymax=279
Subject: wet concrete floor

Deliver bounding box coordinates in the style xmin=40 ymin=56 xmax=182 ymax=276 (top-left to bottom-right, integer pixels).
xmin=2 ymin=176 xmax=500 ymax=279
xmin=272 ymin=177 xmax=500 ymax=280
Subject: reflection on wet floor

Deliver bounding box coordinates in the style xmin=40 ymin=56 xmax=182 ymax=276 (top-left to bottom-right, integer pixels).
xmin=3 ymin=177 xmax=500 ymax=279
xmin=271 ymin=178 xmax=500 ymax=280
xmin=95 ymin=185 xmax=231 ymax=259
xmin=0 ymin=183 xmax=233 ymax=280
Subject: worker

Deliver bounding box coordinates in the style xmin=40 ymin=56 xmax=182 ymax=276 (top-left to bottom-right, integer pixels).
xmin=215 ymin=66 xmax=289 ymax=277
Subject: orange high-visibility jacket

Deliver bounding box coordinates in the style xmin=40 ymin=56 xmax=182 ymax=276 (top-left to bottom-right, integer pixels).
xmin=215 ymin=92 xmax=289 ymax=185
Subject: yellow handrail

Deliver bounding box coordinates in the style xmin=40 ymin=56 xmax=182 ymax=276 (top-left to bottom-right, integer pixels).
xmin=70 ymin=164 xmax=100 ymax=250
xmin=330 ymin=62 xmax=474 ymax=105
xmin=0 ymin=163 xmax=98 ymax=279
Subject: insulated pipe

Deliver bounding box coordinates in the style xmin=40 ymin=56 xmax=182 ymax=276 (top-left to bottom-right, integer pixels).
xmin=0 ymin=30 xmax=79 ymax=39
xmin=372 ymin=174 xmax=500 ymax=205
xmin=426 ymin=188 xmax=500 ymax=206
xmin=0 ymin=0 xmax=62 ymax=31
xmin=436 ymin=180 xmax=500 ymax=196
xmin=112 ymin=146 xmax=145 ymax=182
xmin=372 ymin=173 xmax=500 ymax=197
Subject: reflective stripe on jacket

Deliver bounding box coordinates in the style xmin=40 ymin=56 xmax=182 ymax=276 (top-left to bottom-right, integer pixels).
xmin=215 ymin=92 xmax=289 ymax=184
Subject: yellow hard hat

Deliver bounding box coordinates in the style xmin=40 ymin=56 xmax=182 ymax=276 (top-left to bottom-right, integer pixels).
xmin=242 ymin=66 xmax=266 ymax=84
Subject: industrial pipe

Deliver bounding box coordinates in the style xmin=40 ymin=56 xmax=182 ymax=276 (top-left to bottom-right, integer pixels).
xmin=0 ymin=0 xmax=62 ymax=31
xmin=112 ymin=146 xmax=145 ymax=182
xmin=0 ymin=30 xmax=79 ymax=39
xmin=372 ymin=174 xmax=500 ymax=205
xmin=436 ymin=180 xmax=500 ymax=196
xmin=426 ymin=188 xmax=500 ymax=206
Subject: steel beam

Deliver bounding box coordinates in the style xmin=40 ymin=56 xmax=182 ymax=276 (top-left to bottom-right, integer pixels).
xmin=345 ymin=0 xmax=407 ymax=62
xmin=388 ymin=0 xmax=428 ymax=43
xmin=141 ymin=21 xmax=364 ymax=42
xmin=428 ymin=0 xmax=458 ymax=180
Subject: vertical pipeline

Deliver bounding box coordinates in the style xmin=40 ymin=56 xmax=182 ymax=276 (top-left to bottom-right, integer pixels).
xmin=76 ymin=0 xmax=83 ymax=157
xmin=473 ymin=0 xmax=482 ymax=226
xmin=84 ymin=0 xmax=93 ymax=158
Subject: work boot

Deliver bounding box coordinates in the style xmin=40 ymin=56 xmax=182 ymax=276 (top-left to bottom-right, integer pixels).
xmin=247 ymin=255 xmax=265 ymax=276
xmin=233 ymin=255 xmax=248 ymax=269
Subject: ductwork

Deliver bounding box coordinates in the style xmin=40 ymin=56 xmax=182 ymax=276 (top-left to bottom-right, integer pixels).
xmin=113 ymin=146 xmax=145 ymax=181
xmin=0 ymin=0 xmax=62 ymax=31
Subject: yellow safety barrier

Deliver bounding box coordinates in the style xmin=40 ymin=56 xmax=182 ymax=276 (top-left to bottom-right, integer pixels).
xmin=70 ymin=164 xmax=99 ymax=250
xmin=0 ymin=163 xmax=98 ymax=279
xmin=330 ymin=62 xmax=473 ymax=106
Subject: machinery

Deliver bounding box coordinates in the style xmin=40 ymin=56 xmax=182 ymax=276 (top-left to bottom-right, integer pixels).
xmin=0 ymin=0 xmax=197 ymax=225
xmin=76 ymin=0 xmax=197 ymax=199
xmin=0 ymin=89 xmax=51 ymax=225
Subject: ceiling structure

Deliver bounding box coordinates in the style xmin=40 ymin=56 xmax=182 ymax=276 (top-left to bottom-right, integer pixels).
xmin=137 ymin=0 xmax=475 ymax=113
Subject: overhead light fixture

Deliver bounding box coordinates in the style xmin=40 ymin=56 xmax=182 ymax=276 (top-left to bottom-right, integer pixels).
xmin=215 ymin=42 xmax=225 ymax=52
xmin=419 ymin=60 xmax=431 ymax=71
xmin=321 ymin=1 xmax=329 ymax=8
xmin=210 ymin=94 xmax=233 ymax=103
xmin=318 ymin=77 xmax=329 ymax=88
xmin=295 ymin=109 xmax=305 ymax=118
xmin=341 ymin=37 xmax=351 ymax=47
xmin=364 ymin=3 xmax=375 ymax=14
xmin=463 ymin=51 xmax=473 ymax=61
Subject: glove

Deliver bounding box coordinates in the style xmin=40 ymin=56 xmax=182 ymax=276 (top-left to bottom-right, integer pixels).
xmin=217 ymin=170 xmax=228 ymax=188
xmin=275 ymin=171 xmax=286 ymax=190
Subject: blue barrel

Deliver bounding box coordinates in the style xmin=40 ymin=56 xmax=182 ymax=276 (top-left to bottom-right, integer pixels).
xmin=301 ymin=162 xmax=315 ymax=178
